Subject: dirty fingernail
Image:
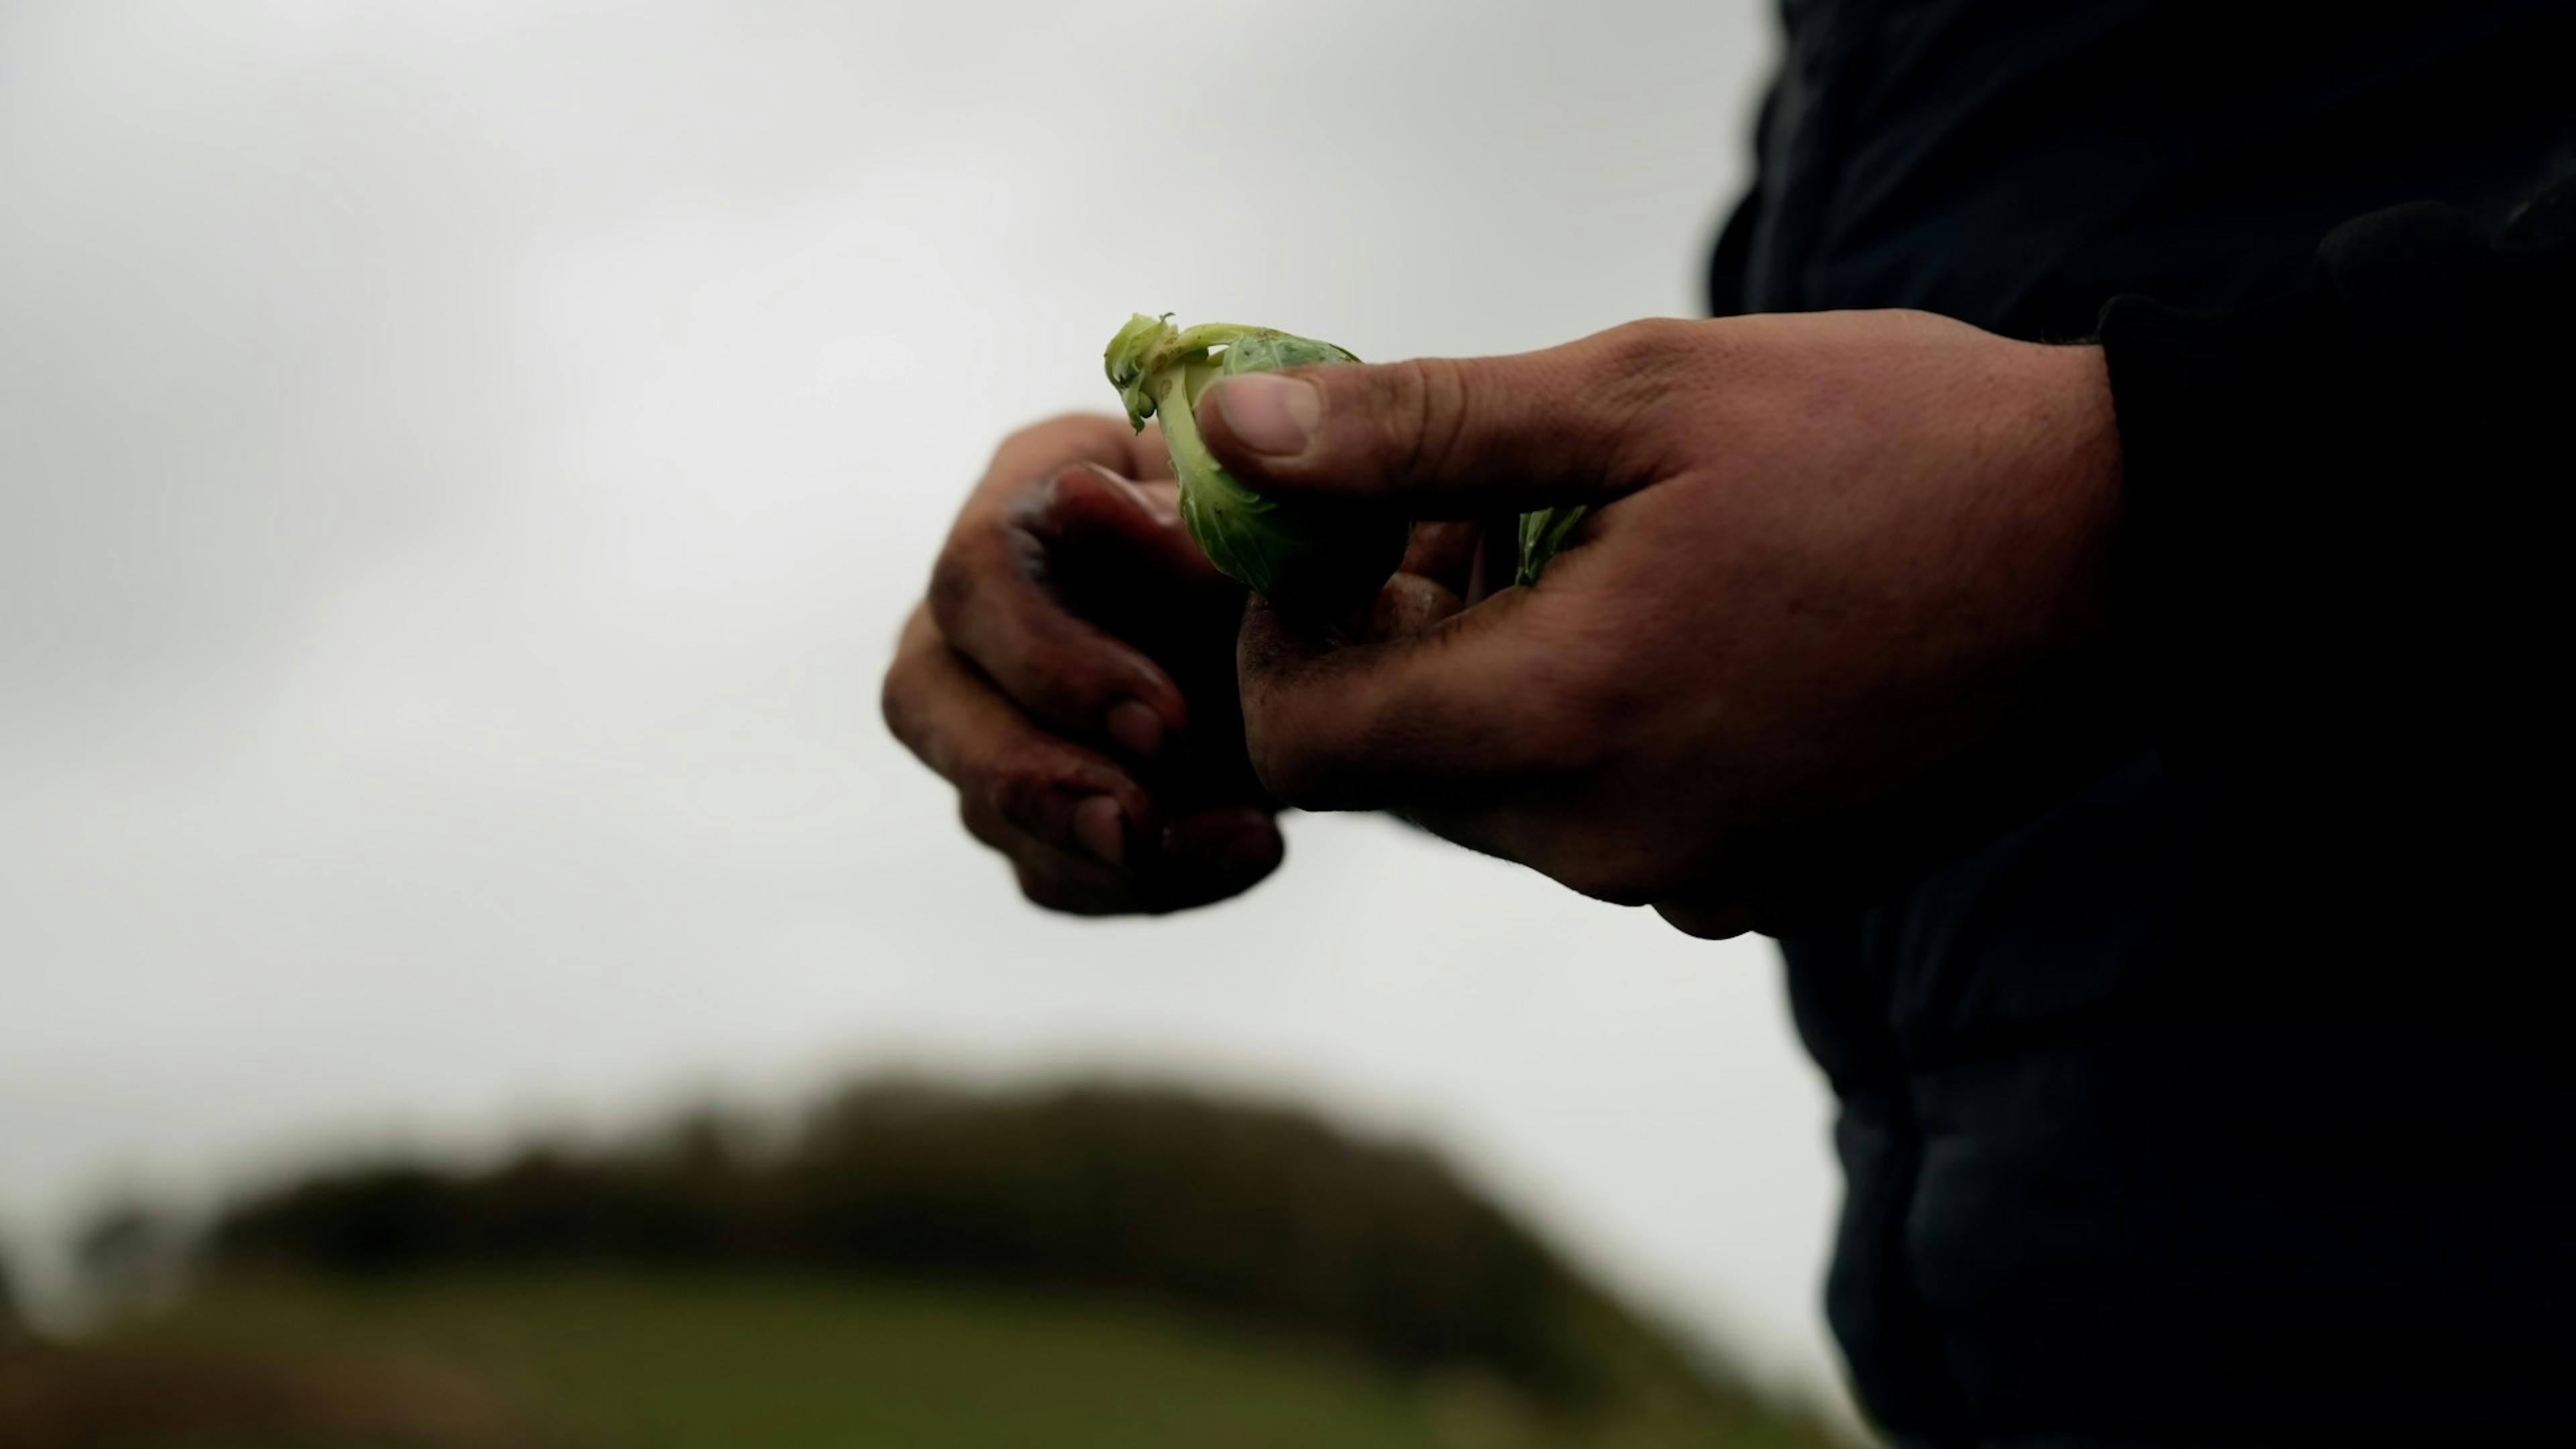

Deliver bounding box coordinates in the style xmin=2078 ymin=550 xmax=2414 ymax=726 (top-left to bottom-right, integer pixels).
xmin=1208 ymin=374 xmax=1320 ymax=457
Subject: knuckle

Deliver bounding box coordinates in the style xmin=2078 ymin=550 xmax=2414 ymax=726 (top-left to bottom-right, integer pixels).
xmin=1006 ymin=411 xmax=1118 ymax=456
xmin=1024 ymin=645 xmax=1130 ymax=729
xmin=1380 ymin=356 xmax=1471 ymax=484
xmin=984 ymin=767 xmax=1058 ymax=833
xmin=1015 ymin=463 xmax=1112 ymax=533
xmin=1589 ymin=320 xmax=1703 ymax=433
xmin=1034 ymin=674 xmax=1101 ymax=727
xmin=1598 ymin=317 xmax=1699 ymax=375
xmin=956 ymin=793 xmax=1012 ymax=851
xmin=878 ymin=655 xmax=921 ymax=748
xmin=1550 ymin=843 xmax=1670 ymax=908
xmin=925 ymin=541 xmax=987 ymax=635
xmin=878 ymin=637 xmax=947 ymax=763
xmin=1045 ymin=459 xmax=1118 ymax=504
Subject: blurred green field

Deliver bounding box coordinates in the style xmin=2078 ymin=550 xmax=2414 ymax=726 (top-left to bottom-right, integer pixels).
xmin=23 ymin=1271 xmax=1837 ymax=1449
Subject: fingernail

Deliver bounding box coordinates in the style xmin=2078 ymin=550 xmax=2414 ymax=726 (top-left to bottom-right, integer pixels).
xmin=1073 ymin=796 xmax=1126 ymax=867
xmin=1209 ymin=374 xmax=1320 ymax=457
xmin=1106 ymin=700 xmax=1164 ymax=761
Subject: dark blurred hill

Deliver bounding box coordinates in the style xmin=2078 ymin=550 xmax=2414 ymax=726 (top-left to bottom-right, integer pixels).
xmin=33 ymin=1077 xmax=1841 ymax=1448
xmin=213 ymin=1079 xmax=1716 ymax=1407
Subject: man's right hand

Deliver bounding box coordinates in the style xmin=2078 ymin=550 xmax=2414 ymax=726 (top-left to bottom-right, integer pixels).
xmin=881 ymin=413 xmax=1286 ymax=915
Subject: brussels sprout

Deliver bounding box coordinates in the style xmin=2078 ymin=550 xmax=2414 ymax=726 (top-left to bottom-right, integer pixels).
xmin=1106 ymin=313 xmax=1409 ymax=611
xmin=1106 ymin=314 xmax=1584 ymax=606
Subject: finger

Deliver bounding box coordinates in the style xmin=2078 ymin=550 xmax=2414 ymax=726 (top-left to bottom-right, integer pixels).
xmin=956 ymin=776 xmax=1138 ymax=876
xmin=1237 ymin=587 xmax=1576 ymax=812
xmin=1366 ymin=570 xmax=1465 ymax=643
xmin=1018 ymin=463 xmax=1230 ymax=607
xmin=1125 ymin=420 xmax=1176 ymax=482
xmin=1652 ymin=895 xmax=1760 ymax=941
xmin=883 ymin=604 xmax=1159 ymax=865
xmin=1193 ymin=319 xmax=1703 ymax=516
xmin=931 ymin=464 xmax=1204 ymax=759
xmin=973 ymin=801 xmax=1284 ymax=916
xmin=1014 ymin=861 xmax=1148 ymax=916
xmin=965 ymin=791 xmax=1177 ymax=919
xmin=1463 ymin=514 xmax=1523 ymax=605
xmin=1398 ymin=519 xmax=1483 ymax=596
xmin=1140 ymin=807 xmax=1287 ymax=912
xmin=973 ymin=413 xmax=1149 ymax=508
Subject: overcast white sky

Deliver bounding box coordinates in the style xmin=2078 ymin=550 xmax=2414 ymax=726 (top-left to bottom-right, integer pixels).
xmin=0 ymin=0 xmax=1849 ymax=1418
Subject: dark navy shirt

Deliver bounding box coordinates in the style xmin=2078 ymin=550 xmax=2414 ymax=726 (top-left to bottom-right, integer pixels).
xmin=1709 ymin=3 xmax=2576 ymax=1442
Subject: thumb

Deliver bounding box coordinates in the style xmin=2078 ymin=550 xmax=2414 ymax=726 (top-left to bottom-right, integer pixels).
xmin=1193 ymin=321 xmax=1688 ymax=517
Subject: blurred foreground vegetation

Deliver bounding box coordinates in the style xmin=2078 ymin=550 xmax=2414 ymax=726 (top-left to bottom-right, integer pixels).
xmin=3 ymin=1079 xmax=1840 ymax=1448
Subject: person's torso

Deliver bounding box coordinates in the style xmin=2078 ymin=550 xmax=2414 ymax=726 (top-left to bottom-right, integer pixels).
xmin=1725 ymin=3 xmax=2576 ymax=1441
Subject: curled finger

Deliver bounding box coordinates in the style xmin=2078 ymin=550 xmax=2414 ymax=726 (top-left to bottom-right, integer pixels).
xmin=929 ymin=465 xmax=1202 ymax=761
xmin=884 ymin=604 xmax=1159 ymax=866
xmin=1236 ymin=586 xmax=1564 ymax=813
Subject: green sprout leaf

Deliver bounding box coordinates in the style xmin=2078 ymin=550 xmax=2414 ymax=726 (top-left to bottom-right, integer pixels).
xmin=1105 ymin=314 xmax=1406 ymax=611
xmin=1515 ymin=505 xmax=1588 ymax=588
xmin=1106 ymin=314 xmax=1582 ymax=607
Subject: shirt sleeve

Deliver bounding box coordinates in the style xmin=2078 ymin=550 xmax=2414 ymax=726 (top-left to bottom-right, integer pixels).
xmin=2093 ymin=174 xmax=2575 ymax=795
xmin=1705 ymin=75 xmax=1781 ymax=320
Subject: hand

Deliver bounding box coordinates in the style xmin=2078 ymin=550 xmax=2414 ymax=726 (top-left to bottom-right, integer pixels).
xmin=1197 ymin=311 xmax=2123 ymax=937
xmin=881 ymin=414 xmax=1285 ymax=914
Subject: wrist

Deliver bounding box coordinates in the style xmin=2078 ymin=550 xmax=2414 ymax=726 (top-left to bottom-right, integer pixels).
xmin=2010 ymin=341 xmax=2123 ymax=674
